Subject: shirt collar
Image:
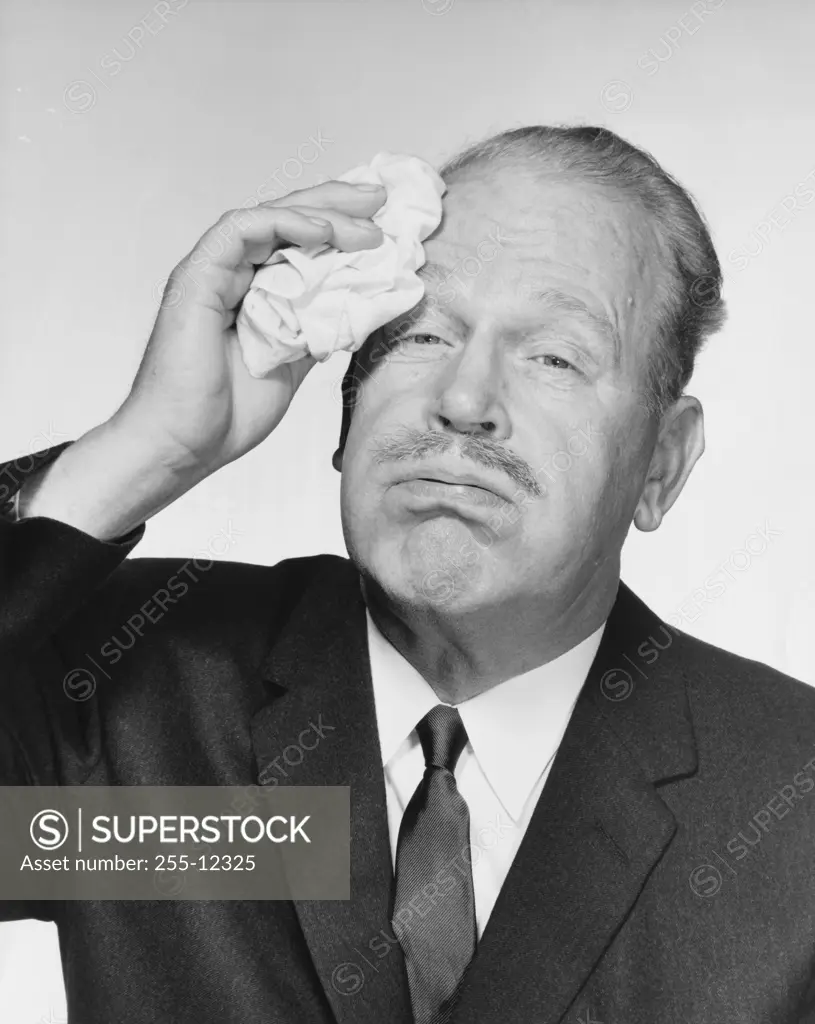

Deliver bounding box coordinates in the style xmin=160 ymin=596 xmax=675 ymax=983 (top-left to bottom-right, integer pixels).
xmin=366 ymin=609 xmax=605 ymax=822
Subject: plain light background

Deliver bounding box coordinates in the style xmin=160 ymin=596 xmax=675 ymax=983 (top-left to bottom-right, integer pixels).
xmin=2 ymin=0 xmax=814 ymax=1018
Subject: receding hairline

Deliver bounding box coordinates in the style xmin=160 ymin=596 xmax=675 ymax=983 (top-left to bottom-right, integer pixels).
xmin=435 ymin=133 xmax=720 ymax=410
xmin=440 ymin=149 xmax=676 ymax=257
xmin=428 ymin=161 xmax=675 ymax=367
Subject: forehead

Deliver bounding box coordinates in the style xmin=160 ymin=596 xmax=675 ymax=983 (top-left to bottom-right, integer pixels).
xmin=420 ymin=165 xmax=666 ymax=343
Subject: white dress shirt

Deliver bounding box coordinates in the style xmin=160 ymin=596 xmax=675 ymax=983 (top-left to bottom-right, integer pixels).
xmin=367 ymin=610 xmax=605 ymax=938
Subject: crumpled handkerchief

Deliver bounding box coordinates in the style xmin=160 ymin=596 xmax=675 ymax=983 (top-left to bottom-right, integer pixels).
xmin=235 ymin=151 xmax=446 ymax=377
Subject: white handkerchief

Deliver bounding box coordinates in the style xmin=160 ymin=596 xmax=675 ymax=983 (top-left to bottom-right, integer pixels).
xmin=235 ymin=151 xmax=446 ymax=377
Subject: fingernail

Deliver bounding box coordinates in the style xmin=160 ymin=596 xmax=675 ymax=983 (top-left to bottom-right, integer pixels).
xmin=307 ymin=217 xmax=330 ymax=226
xmin=356 ymin=184 xmax=384 ymax=191
xmin=352 ymin=217 xmax=381 ymax=230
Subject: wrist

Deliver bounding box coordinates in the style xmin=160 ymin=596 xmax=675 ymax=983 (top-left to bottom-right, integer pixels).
xmin=103 ymin=408 xmax=216 ymax=487
xmin=22 ymin=417 xmax=203 ymax=541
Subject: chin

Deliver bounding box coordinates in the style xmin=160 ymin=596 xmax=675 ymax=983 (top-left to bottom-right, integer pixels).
xmin=358 ymin=517 xmax=502 ymax=613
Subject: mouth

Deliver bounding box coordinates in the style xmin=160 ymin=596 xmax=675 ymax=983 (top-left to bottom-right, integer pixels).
xmin=391 ymin=467 xmax=517 ymax=511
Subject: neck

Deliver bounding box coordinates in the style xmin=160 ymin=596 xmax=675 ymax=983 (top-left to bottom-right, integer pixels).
xmin=361 ymin=570 xmax=619 ymax=703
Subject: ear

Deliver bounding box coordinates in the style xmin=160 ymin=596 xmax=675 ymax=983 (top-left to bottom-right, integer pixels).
xmin=634 ymin=396 xmax=704 ymax=532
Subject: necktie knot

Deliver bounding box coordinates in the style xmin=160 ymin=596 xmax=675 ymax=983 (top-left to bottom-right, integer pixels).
xmin=417 ymin=704 xmax=467 ymax=773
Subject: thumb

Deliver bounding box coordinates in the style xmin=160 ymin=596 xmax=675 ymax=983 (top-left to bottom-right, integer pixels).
xmin=288 ymin=351 xmax=319 ymax=392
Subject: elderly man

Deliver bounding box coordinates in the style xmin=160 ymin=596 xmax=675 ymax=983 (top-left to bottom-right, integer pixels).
xmin=2 ymin=125 xmax=814 ymax=1024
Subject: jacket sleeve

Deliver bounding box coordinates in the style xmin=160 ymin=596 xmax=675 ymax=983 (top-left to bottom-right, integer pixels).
xmin=796 ymin=956 xmax=815 ymax=1022
xmin=0 ymin=442 xmax=144 ymax=651
xmin=0 ymin=443 xmax=147 ymax=922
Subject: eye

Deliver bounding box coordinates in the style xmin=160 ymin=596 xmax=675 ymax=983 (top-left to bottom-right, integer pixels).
xmin=531 ymin=353 xmax=576 ymax=371
xmin=393 ymin=332 xmax=446 ymax=346
xmin=379 ymin=327 xmax=455 ymax=363
xmin=385 ymin=331 xmax=453 ymax=354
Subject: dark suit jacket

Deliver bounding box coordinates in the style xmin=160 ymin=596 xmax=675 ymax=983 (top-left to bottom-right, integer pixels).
xmin=2 ymin=444 xmax=815 ymax=1024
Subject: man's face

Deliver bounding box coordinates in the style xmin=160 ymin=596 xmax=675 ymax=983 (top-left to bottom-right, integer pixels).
xmin=339 ymin=163 xmax=666 ymax=615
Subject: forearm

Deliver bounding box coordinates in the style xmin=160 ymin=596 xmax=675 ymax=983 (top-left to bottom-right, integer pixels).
xmin=18 ymin=417 xmax=206 ymax=542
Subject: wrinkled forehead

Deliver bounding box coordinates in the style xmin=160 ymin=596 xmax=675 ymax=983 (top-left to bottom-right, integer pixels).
xmin=420 ymin=166 xmax=667 ymax=344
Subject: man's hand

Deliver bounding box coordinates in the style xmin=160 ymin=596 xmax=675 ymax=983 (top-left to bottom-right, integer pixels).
xmin=120 ymin=181 xmax=386 ymax=476
xmin=20 ymin=181 xmax=386 ymax=540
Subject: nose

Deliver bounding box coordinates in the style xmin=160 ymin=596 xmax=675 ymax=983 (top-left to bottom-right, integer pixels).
xmin=429 ymin=334 xmax=511 ymax=440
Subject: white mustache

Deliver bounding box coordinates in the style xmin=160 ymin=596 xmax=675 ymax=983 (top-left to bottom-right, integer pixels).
xmin=371 ymin=429 xmax=543 ymax=498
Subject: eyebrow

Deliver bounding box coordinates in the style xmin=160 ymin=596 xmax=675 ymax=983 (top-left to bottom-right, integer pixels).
xmin=394 ymin=262 xmax=468 ymax=331
xmin=524 ymin=287 xmax=621 ymax=358
xmin=417 ymin=260 xmax=453 ymax=287
xmin=413 ymin=261 xmax=621 ymax=359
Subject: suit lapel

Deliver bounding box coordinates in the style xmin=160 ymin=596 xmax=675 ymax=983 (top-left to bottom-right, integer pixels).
xmin=451 ymin=583 xmax=698 ymax=1024
xmin=250 ymin=557 xmax=413 ymax=1024
xmin=250 ymin=564 xmax=697 ymax=1024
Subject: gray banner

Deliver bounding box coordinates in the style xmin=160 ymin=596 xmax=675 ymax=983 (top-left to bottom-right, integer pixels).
xmin=0 ymin=786 xmax=349 ymax=900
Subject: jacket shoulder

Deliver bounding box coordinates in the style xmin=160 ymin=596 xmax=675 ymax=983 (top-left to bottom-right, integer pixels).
xmin=57 ymin=551 xmax=358 ymax=666
xmin=677 ymin=628 xmax=815 ymax=713
xmin=109 ymin=550 xmax=353 ymax=614
xmin=673 ymin=629 xmax=815 ymax=773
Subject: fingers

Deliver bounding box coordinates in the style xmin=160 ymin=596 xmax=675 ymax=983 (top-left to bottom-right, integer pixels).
xmin=183 ymin=201 xmax=384 ymax=281
xmin=271 ymin=180 xmax=387 ymax=219
xmin=283 ymin=204 xmax=383 ymax=254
